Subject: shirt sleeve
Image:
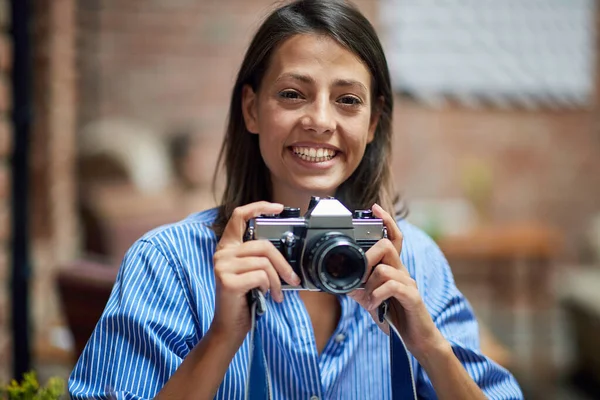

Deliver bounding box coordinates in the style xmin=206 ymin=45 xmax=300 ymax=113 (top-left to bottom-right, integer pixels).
xmin=68 ymin=239 xmax=199 ymax=400
xmin=413 ymin=232 xmax=524 ymax=400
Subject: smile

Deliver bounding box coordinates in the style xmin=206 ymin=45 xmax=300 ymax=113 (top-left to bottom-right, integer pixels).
xmin=291 ymin=146 xmax=337 ymax=163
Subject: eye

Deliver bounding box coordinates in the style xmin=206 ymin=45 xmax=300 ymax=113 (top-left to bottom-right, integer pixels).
xmin=338 ymin=95 xmax=362 ymax=106
xmin=278 ymin=90 xmax=303 ymax=100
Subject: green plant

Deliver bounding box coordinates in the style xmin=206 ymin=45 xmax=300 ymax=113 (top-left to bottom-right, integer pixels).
xmin=0 ymin=371 xmax=65 ymax=400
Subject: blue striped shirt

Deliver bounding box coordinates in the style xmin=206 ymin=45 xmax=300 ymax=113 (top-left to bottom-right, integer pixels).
xmin=69 ymin=208 xmax=523 ymax=399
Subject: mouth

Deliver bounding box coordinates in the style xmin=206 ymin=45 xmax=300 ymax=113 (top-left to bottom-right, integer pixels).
xmin=290 ymin=145 xmax=339 ymax=163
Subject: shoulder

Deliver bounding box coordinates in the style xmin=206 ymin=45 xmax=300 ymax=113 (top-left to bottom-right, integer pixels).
xmin=140 ymin=207 xmax=219 ymax=248
xmin=120 ymin=208 xmax=220 ymax=275
xmin=395 ymin=218 xmax=447 ymax=273
xmin=395 ymin=218 xmax=457 ymax=303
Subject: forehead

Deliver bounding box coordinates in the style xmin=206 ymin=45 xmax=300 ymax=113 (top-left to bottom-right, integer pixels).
xmin=264 ymin=34 xmax=372 ymax=88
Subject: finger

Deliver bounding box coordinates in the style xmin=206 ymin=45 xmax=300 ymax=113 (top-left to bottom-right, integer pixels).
xmin=219 ymin=202 xmax=284 ymax=247
xmin=364 ymin=263 xmax=415 ymax=296
xmin=223 ymin=270 xmax=271 ymax=296
xmin=367 ymin=280 xmax=420 ymax=311
xmin=347 ymin=286 xmax=369 ymax=306
xmin=365 ymin=238 xmax=405 ymax=273
xmin=235 ymin=240 xmax=301 ymax=286
xmin=224 ymin=256 xmax=284 ymax=303
xmin=372 ymin=203 xmax=403 ymax=255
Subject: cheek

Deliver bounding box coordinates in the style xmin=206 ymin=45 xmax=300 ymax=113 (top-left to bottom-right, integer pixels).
xmin=347 ymin=121 xmax=373 ymax=156
xmin=258 ymin=134 xmax=285 ymax=173
xmin=257 ymin=102 xmax=294 ymax=139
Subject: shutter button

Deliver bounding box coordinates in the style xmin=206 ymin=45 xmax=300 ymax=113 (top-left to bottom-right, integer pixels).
xmin=334 ymin=333 xmax=346 ymax=343
xmin=310 ymin=396 xmax=320 ymax=400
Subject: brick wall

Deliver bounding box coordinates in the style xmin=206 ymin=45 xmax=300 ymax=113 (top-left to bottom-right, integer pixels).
xmin=74 ymin=0 xmax=600 ymax=262
xmin=77 ymin=0 xmax=376 ymax=133
xmin=392 ymin=105 xmax=600 ymax=260
xmin=0 ymin=0 xmax=11 ymax=383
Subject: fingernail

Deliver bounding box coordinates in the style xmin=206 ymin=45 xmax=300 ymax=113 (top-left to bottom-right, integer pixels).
xmin=290 ymin=272 xmax=301 ymax=285
xmin=271 ymin=291 xmax=280 ymax=303
xmin=279 ymin=291 xmax=285 ymax=303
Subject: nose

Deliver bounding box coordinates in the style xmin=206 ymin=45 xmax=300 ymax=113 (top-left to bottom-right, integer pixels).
xmin=301 ymin=96 xmax=336 ymax=134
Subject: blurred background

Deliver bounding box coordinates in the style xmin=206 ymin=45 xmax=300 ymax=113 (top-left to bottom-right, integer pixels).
xmin=2 ymin=0 xmax=600 ymax=399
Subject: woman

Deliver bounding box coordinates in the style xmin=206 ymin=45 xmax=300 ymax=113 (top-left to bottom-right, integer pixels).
xmin=69 ymin=1 xmax=523 ymax=399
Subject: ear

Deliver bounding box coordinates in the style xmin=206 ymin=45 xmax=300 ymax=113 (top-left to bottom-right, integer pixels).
xmin=367 ymin=96 xmax=384 ymax=143
xmin=242 ymin=84 xmax=259 ymax=134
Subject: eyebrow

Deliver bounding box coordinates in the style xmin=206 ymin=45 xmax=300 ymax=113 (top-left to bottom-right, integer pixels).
xmin=276 ymin=72 xmax=369 ymax=95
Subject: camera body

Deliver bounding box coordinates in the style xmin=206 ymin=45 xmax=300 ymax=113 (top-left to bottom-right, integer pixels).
xmin=244 ymin=197 xmax=386 ymax=294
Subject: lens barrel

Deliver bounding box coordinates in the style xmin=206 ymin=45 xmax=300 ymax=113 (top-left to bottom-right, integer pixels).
xmin=304 ymin=232 xmax=367 ymax=294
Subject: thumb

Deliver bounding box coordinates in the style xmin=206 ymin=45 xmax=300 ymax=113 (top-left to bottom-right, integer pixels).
xmin=219 ymin=201 xmax=284 ymax=247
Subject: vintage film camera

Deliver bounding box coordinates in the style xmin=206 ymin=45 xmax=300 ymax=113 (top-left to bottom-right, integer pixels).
xmin=244 ymin=197 xmax=386 ymax=294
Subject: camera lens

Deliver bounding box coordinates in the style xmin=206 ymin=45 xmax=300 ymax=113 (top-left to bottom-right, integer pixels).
xmin=322 ymin=246 xmax=365 ymax=287
xmin=305 ymin=233 xmax=367 ymax=294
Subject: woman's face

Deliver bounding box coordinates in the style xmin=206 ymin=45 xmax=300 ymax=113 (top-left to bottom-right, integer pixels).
xmin=242 ymin=33 xmax=379 ymax=207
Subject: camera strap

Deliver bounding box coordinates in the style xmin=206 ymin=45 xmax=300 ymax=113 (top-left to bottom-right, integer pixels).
xmin=380 ymin=300 xmax=418 ymax=400
xmin=245 ymin=290 xmax=417 ymax=400
xmin=246 ymin=289 xmax=272 ymax=400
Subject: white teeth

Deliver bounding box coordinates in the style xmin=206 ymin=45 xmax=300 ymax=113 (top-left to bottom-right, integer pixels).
xmin=291 ymin=146 xmax=336 ymax=162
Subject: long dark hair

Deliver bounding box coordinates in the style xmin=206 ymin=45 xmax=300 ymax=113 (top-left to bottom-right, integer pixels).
xmin=212 ymin=0 xmax=402 ymax=236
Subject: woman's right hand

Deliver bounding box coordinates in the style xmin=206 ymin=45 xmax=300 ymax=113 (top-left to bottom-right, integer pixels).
xmin=209 ymin=201 xmax=302 ymax=345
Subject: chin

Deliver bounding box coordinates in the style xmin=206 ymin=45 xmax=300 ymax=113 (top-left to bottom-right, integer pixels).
xmin=294 ymin=180 xmax=340 ymax=197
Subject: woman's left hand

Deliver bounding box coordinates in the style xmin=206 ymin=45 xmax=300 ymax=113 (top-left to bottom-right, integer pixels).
xmin=348 ymin=204 xmax=448 ymax=359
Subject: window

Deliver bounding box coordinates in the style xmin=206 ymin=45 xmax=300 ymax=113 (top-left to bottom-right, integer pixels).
xmin=380 ymin=0 xmax=596 ymax=108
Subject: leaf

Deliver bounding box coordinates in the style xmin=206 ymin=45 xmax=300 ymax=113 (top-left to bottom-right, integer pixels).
xmin=0 ymin=371 xmax=65 ymax=400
